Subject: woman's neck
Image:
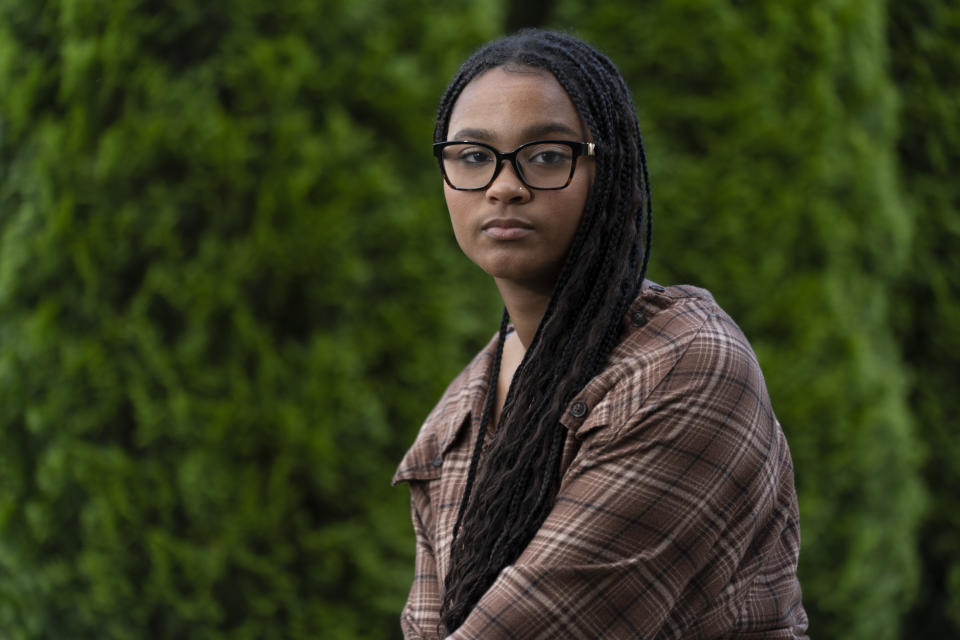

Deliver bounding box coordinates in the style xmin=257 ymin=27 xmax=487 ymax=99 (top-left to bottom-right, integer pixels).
xmin=493 ymin=277 xmax=554 ymax=348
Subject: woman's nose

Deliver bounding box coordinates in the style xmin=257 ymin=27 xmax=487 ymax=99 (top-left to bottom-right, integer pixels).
xmin=486 ymin=161 xmax=532 ymax=203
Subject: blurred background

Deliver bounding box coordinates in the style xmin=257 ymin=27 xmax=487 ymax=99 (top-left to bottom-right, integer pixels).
xmin=0 ymin=0 xmax=956 ymax=638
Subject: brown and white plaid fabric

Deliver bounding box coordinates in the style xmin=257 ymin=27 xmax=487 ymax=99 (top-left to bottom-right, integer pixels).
xmin=393 ymin=285 xmax=808 ymax=639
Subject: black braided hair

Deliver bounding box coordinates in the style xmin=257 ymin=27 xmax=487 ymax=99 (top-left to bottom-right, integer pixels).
xmin=434 ymin=29 xmax=654 ymax=633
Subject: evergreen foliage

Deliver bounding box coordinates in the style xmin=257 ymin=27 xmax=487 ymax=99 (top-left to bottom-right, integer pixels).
xmin=0 ymin=1 xmax=500 ymax=638
xmin=889 ymin=1 xmax=960 ymax=637
xmin=551 ymin=2 xmax=924 ymax=639
xmin=0 ymin=0 xmax=955 ymax=638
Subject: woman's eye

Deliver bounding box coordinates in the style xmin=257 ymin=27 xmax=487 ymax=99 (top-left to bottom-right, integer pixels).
xmin=458 ymin=148 xmax=493 ymax=164
xmin=527 ymin=147 xmax=571 ymax=165
xmin=533 ymin=152 xmax=564 ymax=164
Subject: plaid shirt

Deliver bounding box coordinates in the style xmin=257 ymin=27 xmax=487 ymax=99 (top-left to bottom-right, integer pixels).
xmin=393 ymin=284 xmax=808 ymax=639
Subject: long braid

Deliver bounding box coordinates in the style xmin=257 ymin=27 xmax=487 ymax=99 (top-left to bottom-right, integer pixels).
xmin=451 ymin=308 xmax=510 ymax=539
xmin=435 ymin=29 xmax=654 ymax=633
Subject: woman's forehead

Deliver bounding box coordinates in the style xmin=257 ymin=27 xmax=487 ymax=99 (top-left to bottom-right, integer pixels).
xmin=447 ymin=66 xmax=583 ymax=142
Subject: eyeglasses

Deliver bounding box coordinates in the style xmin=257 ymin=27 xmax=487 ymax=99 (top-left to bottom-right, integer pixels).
xmin=433 ymin=140 xmax=596 ymax=191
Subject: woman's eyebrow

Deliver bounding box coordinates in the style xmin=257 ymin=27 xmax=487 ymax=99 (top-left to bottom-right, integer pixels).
xmin=450 ymin=127 xmax=493 ymax=140
xmin=449 ymin=122 xmax=582 ymax=142
xmin=521 ymin=122 xmax=581 ymax=139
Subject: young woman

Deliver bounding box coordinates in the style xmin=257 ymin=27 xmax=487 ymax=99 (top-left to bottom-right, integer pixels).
xmin=393 ymin=29 xmax=808 ymax=639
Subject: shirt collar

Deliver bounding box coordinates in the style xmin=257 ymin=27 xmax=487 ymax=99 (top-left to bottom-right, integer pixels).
xmin=394 ymin=282 xmax=690 ymax=482
xmin=392 ymin=333 xmax=497 ymax=485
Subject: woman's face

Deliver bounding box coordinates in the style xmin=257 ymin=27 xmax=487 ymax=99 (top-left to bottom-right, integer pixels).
xmin=442 ymin=66 xmax=593 ymax=294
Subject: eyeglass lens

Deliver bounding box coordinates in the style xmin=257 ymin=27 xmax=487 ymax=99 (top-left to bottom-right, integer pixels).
xmin=440 ymin=142 xmax=576 ymax=189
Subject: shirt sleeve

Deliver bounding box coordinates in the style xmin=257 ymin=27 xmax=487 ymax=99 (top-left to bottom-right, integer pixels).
xmin=448 ymin=318 xmax=804 ymax=639
xmin=402 ymin=497 xmax=443 ymax=639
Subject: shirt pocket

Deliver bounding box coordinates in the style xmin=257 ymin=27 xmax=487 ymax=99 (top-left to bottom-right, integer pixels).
xmin=393 ymin=414 xmax=469 ymax=485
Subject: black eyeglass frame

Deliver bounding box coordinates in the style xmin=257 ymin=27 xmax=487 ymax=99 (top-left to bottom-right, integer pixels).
xmin=432 ymin=139 xmax=597 ymax=191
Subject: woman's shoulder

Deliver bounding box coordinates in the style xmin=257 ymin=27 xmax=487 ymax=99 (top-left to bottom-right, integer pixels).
xmin=622 ymin=280 xmax=762 ymax=384
xmin=631 ymin=281 xmax=758 ymax=360
xmin=561 ymin=281 xmax=770 ymax=440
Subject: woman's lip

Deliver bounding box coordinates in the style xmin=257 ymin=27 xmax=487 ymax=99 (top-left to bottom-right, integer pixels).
xmin=483 ymin=226 xmax=534 ymax=240
xmin=481 ymin=218 xmax=534 ymax=240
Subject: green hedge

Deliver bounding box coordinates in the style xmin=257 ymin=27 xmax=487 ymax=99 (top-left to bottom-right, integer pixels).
xmin=0 ymin=1 xmax=954 ymax=638
xmin=889 ymin=1 xmax=960 ymax=637
xmin=0 ymin=1 xmax=500 ymax=638
xmin=552 ymin=2 xmax=923 ymax=639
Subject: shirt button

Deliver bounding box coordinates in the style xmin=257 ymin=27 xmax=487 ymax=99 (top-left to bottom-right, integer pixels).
xmin=649 ymin=283 xmax=666 ymax=292
xmin=570 ymin=402 xmax=587 ymax=418
xmin=630 ymin=311 xmax=646 ymax=327
xmin=432 ymin=454 xmax=443 ymax=467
